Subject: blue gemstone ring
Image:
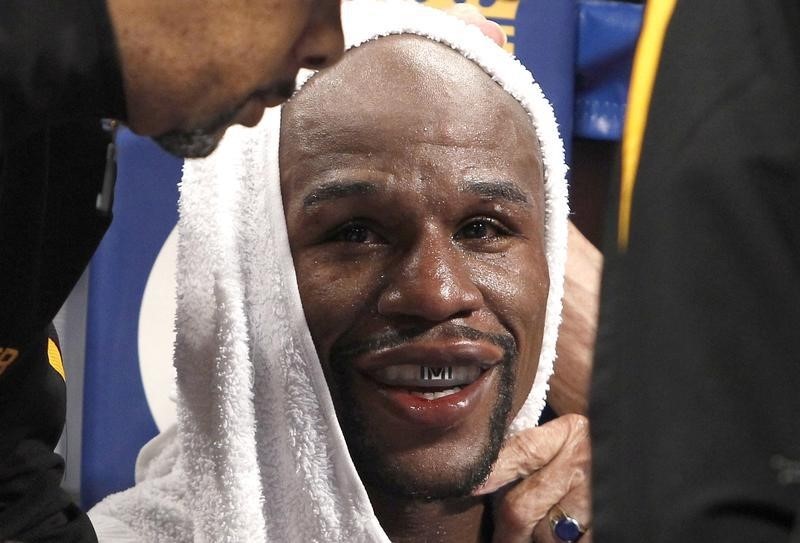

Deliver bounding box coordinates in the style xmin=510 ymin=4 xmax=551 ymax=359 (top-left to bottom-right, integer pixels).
xmin=549 ymin=506 xmax=587 ymax=543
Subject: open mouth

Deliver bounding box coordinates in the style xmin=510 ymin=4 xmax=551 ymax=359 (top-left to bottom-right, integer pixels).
xmin=359 ymin=363 xmax=497 ymax=429
xmin=344 ymin=334 xmax=508 ymax=428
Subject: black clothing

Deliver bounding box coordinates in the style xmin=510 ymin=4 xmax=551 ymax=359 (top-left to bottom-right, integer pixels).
xmin=591 ymin=0 xmax=800 ymax=541
xmin=0 ymin=327 xmax=96 ymax=543
xmin=1 ymin=1 xmax=125 ymax=540
xmin=0 ymin=1 xmax=125 ymax=152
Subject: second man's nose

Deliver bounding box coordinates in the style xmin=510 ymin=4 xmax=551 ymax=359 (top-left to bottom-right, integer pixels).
xmin=293 ymin=1 xmax=345 ymax=70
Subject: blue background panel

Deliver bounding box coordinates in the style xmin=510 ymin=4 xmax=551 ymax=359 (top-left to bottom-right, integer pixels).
xmin=81 ymin=130 xmax=181 ymax=508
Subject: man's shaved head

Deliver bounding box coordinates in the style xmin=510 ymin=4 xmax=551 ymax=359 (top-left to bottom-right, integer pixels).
xmin=280 ymin=35 xmax=548 ymax=501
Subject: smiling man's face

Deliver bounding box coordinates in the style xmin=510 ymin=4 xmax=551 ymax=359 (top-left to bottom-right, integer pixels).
xmin=280 ymin=35 xmax=548 ymax=500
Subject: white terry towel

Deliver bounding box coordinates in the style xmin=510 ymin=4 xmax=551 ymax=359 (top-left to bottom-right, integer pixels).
xmin=89 ymin=0 xmax=569 ymax=541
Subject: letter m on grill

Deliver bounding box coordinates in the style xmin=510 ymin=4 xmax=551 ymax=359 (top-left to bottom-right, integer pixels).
xmin=421 ymin=366 xmax=453 ymax=380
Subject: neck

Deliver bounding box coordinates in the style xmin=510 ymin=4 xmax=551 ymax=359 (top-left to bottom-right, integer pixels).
xmin=368 ymin=487 xmax=491 ymax=543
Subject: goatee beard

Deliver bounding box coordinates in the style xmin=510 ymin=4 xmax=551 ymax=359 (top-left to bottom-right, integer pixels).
xmin=152 ymin=104 xmax=241 ymax=158
xmin=153 ymin=128 xmax=223 ymax=159
xmin=327 ymin=324 xmax=518 ymax=501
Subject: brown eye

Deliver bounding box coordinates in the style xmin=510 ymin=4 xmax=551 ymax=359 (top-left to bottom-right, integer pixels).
xmin=455 ymin=218 xmax=508 ymax=240
xmin=331 ymin=222 xmax=384 ymax=244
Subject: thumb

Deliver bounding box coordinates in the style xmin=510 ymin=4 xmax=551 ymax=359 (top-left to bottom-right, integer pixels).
xmin=472 ymin=415 xmax=579 ymax=495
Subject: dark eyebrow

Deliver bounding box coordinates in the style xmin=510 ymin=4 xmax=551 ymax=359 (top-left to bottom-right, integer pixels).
xmin=461 ymin=180 xmax=531 ymax=207
xmin=302 ymin=181 xmax=378 ymax=208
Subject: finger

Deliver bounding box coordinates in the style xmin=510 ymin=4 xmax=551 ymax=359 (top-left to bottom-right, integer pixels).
xmin=474 ymin=414 xmax=587 ymax=495
xmin=532 ymin=517 xmax=593 ymax=543
xmin=476 ymin=20 xmax=508 ymax=47
xmin=492 ymin=434 xmax=591 ymax=543
xmin=533 ymin=521 xmax=593 ymax=543
xmin=532 ymin=483 xmax=592 ymax=543
xmin=445 ymin=4 xmax=508 ymax=47
xmin=491 ymin=441 xmax=590 ymax=543
xmin=491 ymin=468 xmax=560 ymax=543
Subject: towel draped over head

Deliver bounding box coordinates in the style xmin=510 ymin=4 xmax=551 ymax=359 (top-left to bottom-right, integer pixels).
xmin=89 ymin=1 xmax=569 ymax=540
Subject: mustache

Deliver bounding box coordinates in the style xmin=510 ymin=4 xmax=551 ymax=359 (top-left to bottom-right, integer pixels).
xmin=329 ymin=323 xmax=518 ymax=366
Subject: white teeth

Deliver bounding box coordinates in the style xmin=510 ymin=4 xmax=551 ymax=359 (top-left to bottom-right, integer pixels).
xmin=409 ymin=387 xmax=462 ymax=400
xmin=373 ymin=365 xmax=481 ymax=388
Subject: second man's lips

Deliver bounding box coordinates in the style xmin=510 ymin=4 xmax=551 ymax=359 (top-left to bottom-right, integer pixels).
xmin=234 ymin=78 xmax=297 ymax=127
xmin=254 ymin=78 xmax=297 ymax=108
xmin=235 ymin=99 xmax=269 ymax=127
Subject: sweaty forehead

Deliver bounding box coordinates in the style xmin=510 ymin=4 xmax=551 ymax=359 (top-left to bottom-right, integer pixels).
xmin=280 ymin=34 xmax=540 ymax=165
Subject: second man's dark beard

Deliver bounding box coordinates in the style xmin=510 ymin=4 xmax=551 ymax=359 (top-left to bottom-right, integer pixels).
xmin=153 ymin=127 xmax=223 ymax=159
xmin=152 ymin=104 xmax=242 ymax=158
xmin=153 ymin=79 xmax=296 ymax=158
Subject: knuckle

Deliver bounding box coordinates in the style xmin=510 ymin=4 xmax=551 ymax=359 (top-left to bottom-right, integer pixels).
xmin=566 ymin=413 xmax=590 ymax=436
xmin=509 ymin=431 xmax=540 ymax=460
xmin=560 ymin=413 xmax=590 ymax=447
xmin=568 ymin=462 xmax=590 ymax=490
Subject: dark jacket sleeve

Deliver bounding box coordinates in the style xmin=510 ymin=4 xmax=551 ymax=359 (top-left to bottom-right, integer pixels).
xmin=0 ymin=0 xmax=125 ymax=152
xmin=0 ymin=0 xmax=125 ymax=367
xmin=591 ymin=1 xmax=800 ymax=541
xmin=0 ymin=122 xmax=108 ymax=539
xmin=0 ymin=327 xmax=97 ymax=542
xmin=0 ymin=2 xmax=125 ymax=541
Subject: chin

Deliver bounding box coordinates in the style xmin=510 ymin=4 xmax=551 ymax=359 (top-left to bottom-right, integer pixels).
xmin=325 ymin=330 xmax=520 ymax=501
xmin=359 ymin=447 xmax=498 ymax=501
xmin=153 ymin=127 xmax=225 ymax=159
xmin=340 ymin=368 xmax=515 ymax=502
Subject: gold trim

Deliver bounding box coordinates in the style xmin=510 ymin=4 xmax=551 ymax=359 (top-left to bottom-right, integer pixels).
xmin=618 ymin=0 xmax=679 ymax=250
xmin=48 ymin=338 xmax=66 ymax=381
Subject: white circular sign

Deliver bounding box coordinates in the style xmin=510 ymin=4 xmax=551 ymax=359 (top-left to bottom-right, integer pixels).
xmin=138 ymin=226 xmax=179 ymax=431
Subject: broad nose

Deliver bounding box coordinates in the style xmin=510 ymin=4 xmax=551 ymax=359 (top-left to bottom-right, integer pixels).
xmin=293 ymin=1 xmax=345 ymax=70
xmin=377 ymin=237 xmax=484 ymax=323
